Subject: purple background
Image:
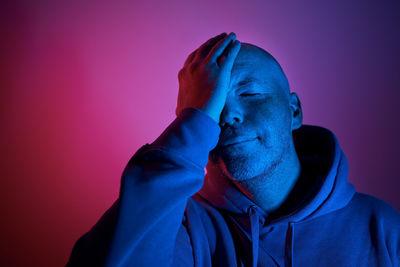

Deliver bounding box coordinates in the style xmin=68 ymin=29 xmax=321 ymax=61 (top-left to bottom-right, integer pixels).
xmin=1 ymin=0 xmax=399 ymax=266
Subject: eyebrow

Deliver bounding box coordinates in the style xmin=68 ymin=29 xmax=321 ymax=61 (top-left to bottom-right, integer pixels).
xmin=236 ymin=77 xmax=261 ymax=87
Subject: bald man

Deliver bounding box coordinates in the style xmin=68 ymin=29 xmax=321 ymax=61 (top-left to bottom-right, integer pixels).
xmin=67 ymin=33 xmax=400 ymax=267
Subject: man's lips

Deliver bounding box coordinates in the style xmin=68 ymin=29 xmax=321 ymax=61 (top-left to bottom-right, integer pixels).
xmin=221 ymin=137 xmax=258 ymax=147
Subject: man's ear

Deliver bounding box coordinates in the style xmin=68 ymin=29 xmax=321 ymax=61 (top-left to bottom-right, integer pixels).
xmin=289 ymin=92 xmax=302 ymax=131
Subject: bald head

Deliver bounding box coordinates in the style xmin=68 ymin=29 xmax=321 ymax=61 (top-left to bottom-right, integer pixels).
xmin=232 ymin=43 xmax=290 ymax=99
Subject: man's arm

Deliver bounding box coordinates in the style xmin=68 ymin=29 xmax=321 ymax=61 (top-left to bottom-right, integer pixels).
xmin=66 ymin=32 xmax=240 ymax=266
xmin=107 ymin=107 xmax=221 ymax=266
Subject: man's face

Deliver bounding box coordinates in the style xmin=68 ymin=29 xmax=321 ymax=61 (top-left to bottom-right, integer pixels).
xmin=209 ymin=44 xmax=295 ymax=181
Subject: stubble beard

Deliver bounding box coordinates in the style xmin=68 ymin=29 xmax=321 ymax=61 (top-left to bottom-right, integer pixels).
xmin=210 ymin=145 xmax=285 ymax=183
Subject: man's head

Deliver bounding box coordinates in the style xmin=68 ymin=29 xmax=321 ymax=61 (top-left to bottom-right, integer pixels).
xmin=208 ymin=42 xmax=303 ymax=182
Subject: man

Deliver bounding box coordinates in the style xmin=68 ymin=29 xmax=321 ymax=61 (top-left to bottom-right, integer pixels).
xmin=67 ymin=32 xmax=400 ymax=266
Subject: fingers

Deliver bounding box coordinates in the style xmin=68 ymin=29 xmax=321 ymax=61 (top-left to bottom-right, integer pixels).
xmin=206 ymin=32 xmax=237 ymax=63
xmin=199 ymin=32 xmax=228 ymax=53
xmin=184 ymin=50 xmax=197 ymax=66
xmin=183 ymin=32 xmax=239 ymax=72
xmin=193 ymin=32 xmax=228 ymax=62
xmin=219 ymin=40 xmax=241 ymax=69
xmin=184 ymin=33 xmax=227 ymax=65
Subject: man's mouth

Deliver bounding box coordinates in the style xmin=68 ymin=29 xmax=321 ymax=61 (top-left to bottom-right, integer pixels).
xmin=221 ymin=137 xmax=258 ymax=148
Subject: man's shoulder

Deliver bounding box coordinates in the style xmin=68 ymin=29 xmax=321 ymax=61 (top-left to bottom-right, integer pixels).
xmin=186 ymin=193 xmax=222 ymax=218
xmin=184 ymin=193 xmax=232 ymax=228
xmin=350 ymin=192 xmax=400 ymax=225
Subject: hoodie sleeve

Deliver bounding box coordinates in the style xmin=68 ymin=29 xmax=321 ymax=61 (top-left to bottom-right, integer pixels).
xmin=66 ymin=107 xmax=220 ymax=267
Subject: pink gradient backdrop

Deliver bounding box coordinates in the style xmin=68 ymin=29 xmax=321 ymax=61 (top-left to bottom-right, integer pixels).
xmin=1 ymin=0 xmax=399 ymax=266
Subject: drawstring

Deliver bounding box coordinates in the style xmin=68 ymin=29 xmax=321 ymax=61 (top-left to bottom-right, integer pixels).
xmin=247 ymin=207 xmax=295 ymax=266
xmin=288 ymin=222 xmax=294 ymax=267
xmin=284 ymin=222 xmax=295 ymax=267
xmin=248 ymin=205 xmax=259 ymax=267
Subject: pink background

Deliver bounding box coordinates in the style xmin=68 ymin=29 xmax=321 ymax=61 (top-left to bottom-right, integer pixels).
xmin=1 ymin=0 xmax=399 ymax=266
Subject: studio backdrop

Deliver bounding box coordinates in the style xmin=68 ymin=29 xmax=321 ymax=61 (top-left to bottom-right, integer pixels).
xmin=1 ymin=0 xmax=399 ymax=266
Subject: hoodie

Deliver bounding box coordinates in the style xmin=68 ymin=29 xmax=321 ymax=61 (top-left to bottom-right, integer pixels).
xmin=66 ymin=107 xmax=400 ymax=267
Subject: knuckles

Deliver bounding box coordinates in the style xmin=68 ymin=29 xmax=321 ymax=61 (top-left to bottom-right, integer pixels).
xmin=188 ymin=63 xmax=198 ymax=74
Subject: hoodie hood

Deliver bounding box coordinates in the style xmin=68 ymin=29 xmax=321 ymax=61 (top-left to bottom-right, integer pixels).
xmin=197 ymin=124 xmax=356 ymax=225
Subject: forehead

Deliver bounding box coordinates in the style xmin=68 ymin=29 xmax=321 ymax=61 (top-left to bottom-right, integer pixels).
xmin=230 ymin=50 xmax=280 ymax=89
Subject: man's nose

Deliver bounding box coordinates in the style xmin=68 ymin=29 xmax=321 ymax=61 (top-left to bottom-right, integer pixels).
xmin=219 ymin=101 xmax=243 ymax=128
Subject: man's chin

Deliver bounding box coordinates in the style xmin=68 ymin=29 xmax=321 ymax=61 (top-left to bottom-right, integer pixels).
xmin=208 ymin=153 xmax=257 ymax=181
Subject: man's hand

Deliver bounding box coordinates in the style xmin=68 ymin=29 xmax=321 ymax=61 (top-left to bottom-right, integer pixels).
xmin=176 ymin=32 xmax=241 ymax=124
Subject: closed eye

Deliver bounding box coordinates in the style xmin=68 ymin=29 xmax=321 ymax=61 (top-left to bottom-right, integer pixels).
xmin=239 ymin=93 xmax=261 ymax=97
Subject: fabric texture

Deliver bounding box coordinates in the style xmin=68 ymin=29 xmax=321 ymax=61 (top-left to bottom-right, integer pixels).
xmin=66 ymin=107 xmax=400 ymax=267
